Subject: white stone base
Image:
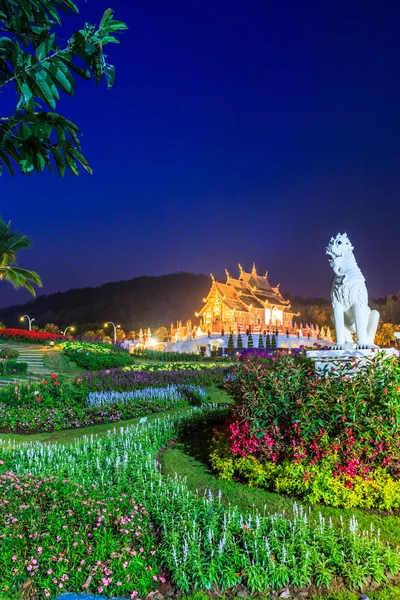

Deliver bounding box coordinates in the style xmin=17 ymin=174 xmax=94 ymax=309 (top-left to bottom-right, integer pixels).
xmin=306 ymin=347 xmax=399 ymax=373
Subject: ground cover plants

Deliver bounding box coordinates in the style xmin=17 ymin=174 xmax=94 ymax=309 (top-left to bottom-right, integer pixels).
xmin=0 ymin=405 xmax=399 ymax=599
xmin=213 ymin=351 xmax=400 ymax=510
xmin=132 ymin=349 xmax=203 ymax=362
xmin=123 ymin=361 xmax=222 ymax=372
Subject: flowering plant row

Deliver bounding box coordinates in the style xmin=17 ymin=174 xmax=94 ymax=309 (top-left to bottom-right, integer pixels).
xmin=0 ymin=328 xmax=71 ymax=343
xmin=218 ymin=351 xmax=400 ymax=509
xmin=87 ymin=385 xmax=208 ymax=407
xmin=132 ymin=348 xmax=203 ymax=362
xmin=123 ymin=361 xmax=221 ymax=373
xmin=84 ymin=365 xmax=228 ymax=392
xmin=1 ymin=406 xmax=398 ymax=597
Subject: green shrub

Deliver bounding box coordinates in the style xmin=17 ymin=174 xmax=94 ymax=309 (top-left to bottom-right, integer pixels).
xmin=220 ymin=351 xmax=400 ymax=510
xmin=0 ymin=346 xmax=19 ymax=359
xmin=0 ymin=360 xmax=28 ymax=375
xmin=62 ymin=341 xmax=134 ymax=370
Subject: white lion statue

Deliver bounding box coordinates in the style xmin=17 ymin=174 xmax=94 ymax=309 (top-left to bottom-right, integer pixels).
xmin=326 ymin=233 xmax=380 ymax=349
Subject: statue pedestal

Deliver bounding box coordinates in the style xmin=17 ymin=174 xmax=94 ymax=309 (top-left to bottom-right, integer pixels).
xmin=306 ymin=347 xmax=399 ymax=373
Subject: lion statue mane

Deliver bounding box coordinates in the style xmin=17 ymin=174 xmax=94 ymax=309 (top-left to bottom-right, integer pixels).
xmin=326 ymin=233 xmax=380 ymax=349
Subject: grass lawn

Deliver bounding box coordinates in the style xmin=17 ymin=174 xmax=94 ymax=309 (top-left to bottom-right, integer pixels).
xmin=42 ymin=346 xmax=84 ymax=377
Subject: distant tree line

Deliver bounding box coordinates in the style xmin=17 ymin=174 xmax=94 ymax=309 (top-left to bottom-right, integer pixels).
xmin=0 ymin=275 xmax=398 ymax=347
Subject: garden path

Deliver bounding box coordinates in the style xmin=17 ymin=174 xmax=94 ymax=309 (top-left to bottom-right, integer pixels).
xmin=0 ymin=341 xmax=52 ymax=386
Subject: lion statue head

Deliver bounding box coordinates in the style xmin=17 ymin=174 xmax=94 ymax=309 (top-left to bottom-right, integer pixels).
xmin=326 ymin=233 xmax=356 ymax=276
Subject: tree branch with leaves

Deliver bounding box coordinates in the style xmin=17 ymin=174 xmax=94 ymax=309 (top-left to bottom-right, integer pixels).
xmin=0 ymin=0 xmax=127 ymax=176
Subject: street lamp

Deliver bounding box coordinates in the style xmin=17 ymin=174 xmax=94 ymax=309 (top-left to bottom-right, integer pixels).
xmin=62 ymin=326 xmax=75 ymax=337
xmin=104 ymin=322 xmax=121 ymax=344
xmin=20 ymin=315 xmax=35 ymax=331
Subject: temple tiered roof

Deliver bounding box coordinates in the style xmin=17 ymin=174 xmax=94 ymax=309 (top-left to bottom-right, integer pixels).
xmin=197 ymin=264 xmax=293 ymax=329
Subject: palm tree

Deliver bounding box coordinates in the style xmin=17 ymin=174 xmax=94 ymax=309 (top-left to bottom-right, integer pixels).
xmin=0 ymin=217 xmax=42 ymax=296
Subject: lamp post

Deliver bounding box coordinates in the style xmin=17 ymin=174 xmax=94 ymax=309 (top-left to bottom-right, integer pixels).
xmin=62 ymin=326 xmax=75 ymax=337
xmin=104 ymin=322 xmax=121 ymax=344
xmin=20 ymin=315 xmax=35 ymax=331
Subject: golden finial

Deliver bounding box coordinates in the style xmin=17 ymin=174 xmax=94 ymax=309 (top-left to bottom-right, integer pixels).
xmin=238 ymin=263 xmax=243 ymax=274
xmin=252 ymin=262 xmax=257 ymax=275
xmin=210 ymin=273 xmax=215 ymax=282
xmin=225 ymin=269 xmax=230 ymax=281
xmin=265 ymin=270 xmax=269 ymax=278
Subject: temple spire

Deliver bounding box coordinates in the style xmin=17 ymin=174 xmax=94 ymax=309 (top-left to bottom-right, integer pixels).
xmin=252 ymin=262 xmax=257 ymax=275
xmin=225 ymin=268 xmax=230 ymax=282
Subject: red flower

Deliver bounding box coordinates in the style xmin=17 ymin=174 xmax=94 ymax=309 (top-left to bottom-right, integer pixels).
xmin=51 ymin=374 xmax=58 ymax=380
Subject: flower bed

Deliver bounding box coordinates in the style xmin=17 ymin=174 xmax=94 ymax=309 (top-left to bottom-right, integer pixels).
xmin=1 ymin=406 xmax=398 ymax=598
xmin=84 ymin=366 xmax=228 ymax=392
xmin=87 ymin=385 xmax=208 ymax=407
xmin=0 ymin=376 xmax=196 ymax=433
xmin=0 ymin=473 xmax=160 ymax=599
xmin=212 ymin=351 xmax=400 ymax=510
xmin=0 ymin=328 xmax=71 ymax=343
xmin=62 ymin=341 xmax=134 ymax=371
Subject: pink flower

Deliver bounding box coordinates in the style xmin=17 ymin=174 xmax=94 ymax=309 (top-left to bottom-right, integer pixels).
xmin=130 ymin=593 xmax=138 ymax=599
xmin=37 ymin=547 xmax=42 ymax=554
xmin=0 ymin=460 xmax=4 ymax=465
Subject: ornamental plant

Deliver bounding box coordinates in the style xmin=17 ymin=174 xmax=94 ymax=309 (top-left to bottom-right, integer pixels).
xmin=62 ymin=342 xmax=134 ymax=370
xmin=220 ymin=351 xmax=400 ymax=509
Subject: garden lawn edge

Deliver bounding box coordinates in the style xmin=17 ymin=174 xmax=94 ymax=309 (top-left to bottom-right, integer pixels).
xmin=161 ymin=443 xmax=400 ymax=549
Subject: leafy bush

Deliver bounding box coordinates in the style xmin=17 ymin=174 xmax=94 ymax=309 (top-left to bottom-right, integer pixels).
xmin=220 ymin=351 xmax=400 ymax=509
xmin=0 ymin=360 xmax=28 ymax=375
xmin=62 ymin=341 xmax=134 ymax=370
xmin=0 ymin=346 xmax=19 ymax=359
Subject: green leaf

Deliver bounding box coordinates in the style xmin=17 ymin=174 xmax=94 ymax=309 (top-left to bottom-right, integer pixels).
xmin=100 ymin=8 xmax=114 ymax=29
xmin=51 ymin=146 xmax=66 ymax=177
xmin=0 ymin=149 xmax=14 ymax=175
xmin=104 ymin=64 xmax=115 ymax=88
xmin=30 ymin=70 xmax=56 ymax=108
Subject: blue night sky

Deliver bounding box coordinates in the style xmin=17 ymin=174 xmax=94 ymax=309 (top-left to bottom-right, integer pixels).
xmin=2 ymin=0 xmax=400 ymax=307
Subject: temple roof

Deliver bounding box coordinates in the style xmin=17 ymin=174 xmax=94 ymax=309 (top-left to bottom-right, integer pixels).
xmin=198 ymin=264 xmax=292 ymax=315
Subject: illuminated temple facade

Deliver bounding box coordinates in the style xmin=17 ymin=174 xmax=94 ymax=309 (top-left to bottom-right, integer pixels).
xmin=196 ymin=264 xmax=298 ymax=334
